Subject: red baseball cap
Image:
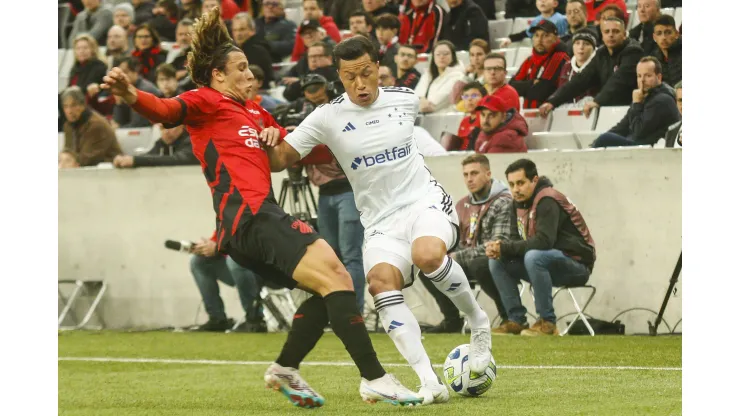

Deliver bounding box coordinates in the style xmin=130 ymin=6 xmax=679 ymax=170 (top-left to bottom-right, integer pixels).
xmin=475 ymin=95 xmax=507 ymax=113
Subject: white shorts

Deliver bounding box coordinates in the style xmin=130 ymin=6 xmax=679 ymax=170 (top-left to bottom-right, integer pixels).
xmin=363 ymin=189 xmax=459 ymax=287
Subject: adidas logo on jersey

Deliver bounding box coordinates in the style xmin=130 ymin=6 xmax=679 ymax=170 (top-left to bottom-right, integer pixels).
xmin=350 ymin=143 xmax=413 ymax=170
xmin=342 ymin=122 xmax=357 ymax=132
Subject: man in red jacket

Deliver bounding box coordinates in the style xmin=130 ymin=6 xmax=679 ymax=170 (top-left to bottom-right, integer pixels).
xmin=473 ymin=95 xmax=528 ymax=153
xmin=398 ymin=0 xmax=447 ymax=53
xmin=291 ymin=0 xmax=342 ymax=61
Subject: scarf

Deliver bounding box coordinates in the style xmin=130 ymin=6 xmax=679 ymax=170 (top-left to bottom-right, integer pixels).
xmin=379 ymin=36 xmax=398 ymax=55
xmin=131 ymin=46 xmax=163 ymax=77
xmin=568 ymin=51 xmax=595 ymax=80
xmin=517 ymin=41 xmax=567 ymax=81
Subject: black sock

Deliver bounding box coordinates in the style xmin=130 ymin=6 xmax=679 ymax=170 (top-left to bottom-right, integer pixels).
xmin=275 ymin=295 xmax=328 ymax=369
xmin=324 ymin=290 xmax=386 ymax=381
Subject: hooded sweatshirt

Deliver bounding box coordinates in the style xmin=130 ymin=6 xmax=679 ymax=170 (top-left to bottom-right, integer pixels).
xmin=501 ymin=176 xmax=595 ymax=269
xmin=608 ymin=82 xmax=681 ymax=145
xmin=474 ymin=109 xmax=529 ymax=153
xmin=453 ymin=179 xmax=514 ymax=268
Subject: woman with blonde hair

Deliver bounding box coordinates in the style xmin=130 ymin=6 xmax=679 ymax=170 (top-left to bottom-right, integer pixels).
xmin=68 ymin=34 xmax=108 ymax=93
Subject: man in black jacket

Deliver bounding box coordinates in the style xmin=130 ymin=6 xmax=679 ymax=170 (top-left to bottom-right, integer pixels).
xmin=375 ymin=13 xmax=402 ymax=74
xmin=442 ymin=0 xmax=490 ymax=52
xmin=255 ymin=0 xmax=298 ymax=62
xmin=630 ymin=0 xmax=661 ymax=55
xmin=651 ymin=14 xmax=681 ymax=87
xmin=592 ymin=56 xmax=680 ymax=147
xmin=539 ymin=17 xmax=643 ymax=118
xmin=486 ymin=159 xmax=595 ymax=336
xmin=112 ymin=124 xmax=199 ymax=168
xmin=394 ymin=44 xmax=422 ymax=89
xmin=232 ymin=13 xmax=275 ymax=86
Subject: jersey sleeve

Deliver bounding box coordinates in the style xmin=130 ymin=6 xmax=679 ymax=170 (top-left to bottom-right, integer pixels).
xmin=283 ymin=104 xmax=328 ymax=158
xmin=175 ymin=89 xmax=219 ymax=125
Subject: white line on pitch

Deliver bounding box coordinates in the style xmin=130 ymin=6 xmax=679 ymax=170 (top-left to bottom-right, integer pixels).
xmin=57 ymin=357 xmax=681 ymax=371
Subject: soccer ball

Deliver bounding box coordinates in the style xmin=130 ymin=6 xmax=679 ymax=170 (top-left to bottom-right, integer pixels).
xmin=443 ymin=344 xmax=497 ymax=397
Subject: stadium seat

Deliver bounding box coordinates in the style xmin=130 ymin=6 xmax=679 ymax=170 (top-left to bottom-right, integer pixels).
xmin=487 ymin=19 xmax=514 ymax=45
xmin=340 ymin=30 xmax=352 ymax=40
xmin=58 ymin=132 xmax=65 ymax=153
xmin=267 ymin=85 xmax=286 ymax=100
xmin=456 ymin=51 xmax=470 ymax=69
xmin=414 ymin=54 xmax=430 ymax=76
xmin=418 ymin=112 xmax=465 ymax=141
xmin=674 ymin=8 xmax=682 ymax=27
xmin=492 ymin=48 xmax=517 ymax=73
xmin=271 ymin=62 xmax=294 ymax=79
xmin=593 ymin=106 xmax=629 ymax=133
xmin=526 ymin=132 xmax=582 ymax=150
xmin=58 ymin=280 xmax=108 ymax=330
xmin=575 ymin=131 xmax=600 ymax=148
xmin=165 ymin=44 xmax=183 ymax=63
xmin=660 ymin=7 xmax=675 ymax=16
xmin=59 ymin=3 xmax=71 ymax=49
xmin=513 ymin=47 xmax=532 ymax=71
xmin=495 ymin=11 xmax=506 ymax=21
xmin=628 ymin=12 xmax=639 ymax=30
xmin=60 ymin=49 xmax=75 ymax=78
xmin=159 ymin=41 xmax=174 ymax=52
xmin=284 ymin=7 xmax=303 ymax=27
xmin=521 ymin=109 xmax=552 ymax=135
xmin=58 ymin=49 xmax=67 ymax=71
xmin=554 ymin=285 xmax=597 ymax=336
xmin=549 ymin=107 xmax=597 ymax=132
xmin=512 ymin=17 xmax=534 ymax=34
xmin=115 ymin=128 xmax=155 ymax=155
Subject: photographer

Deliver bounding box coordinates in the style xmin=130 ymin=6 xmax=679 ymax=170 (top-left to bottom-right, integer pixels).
xmin=278 ymin=74 xmax=365 ymax=311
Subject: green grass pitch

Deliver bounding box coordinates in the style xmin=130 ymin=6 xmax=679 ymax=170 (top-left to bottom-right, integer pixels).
xmin=58 ymin=331 xmax=681 ymax=415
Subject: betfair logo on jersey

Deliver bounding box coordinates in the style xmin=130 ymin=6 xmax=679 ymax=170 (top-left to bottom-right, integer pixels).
xmin=350 ymin=143 xmax=413 ymax=170
xmin=238 ymin=126 xmax=261 ymax=149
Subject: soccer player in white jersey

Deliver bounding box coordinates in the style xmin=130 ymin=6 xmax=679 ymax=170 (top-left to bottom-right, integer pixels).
xmin=266 ymin=36 xmax=492 ymax=405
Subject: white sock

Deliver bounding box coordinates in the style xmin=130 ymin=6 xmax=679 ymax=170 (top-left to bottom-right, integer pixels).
xmin=373 ymin=290 xmax=439 ymax=385
xmin=425 ymin=256 xmax=490 ymax=330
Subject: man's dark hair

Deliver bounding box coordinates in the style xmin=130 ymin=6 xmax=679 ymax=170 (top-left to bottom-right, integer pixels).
xmin=249 ymin=64 xmax=265 ymax=82
xmin=461 ymin=81 xmax=487 ymax=97
xmin=430 ymin=40 xmax=458 ymax=79
xmin=349 ymin=10 xmax=374 ymax=27
xmin=598 ymin=5 xmax=626 ymax=23
xmin=375 ymin=13 xmax=401 ymax=31
xmin=157 ymin=0 xmax=179 ymax=18
xmin=654 ymin=14 xmax=677 ymax=29
xmin=505 ymin=159 xmax=539 ymax=180
xmin=639 ymin=56 xmax=663 ymax=75
xmin=333 ymin=35 xmax=379 ymax=69
xmin=308 ymin=41 xmax=333 ymax=57
xmin=155 ymin=63 xmax=177 ymax=79
xmin=116 ymin=55 xmax=142 ymax=72
xmin=462 ymin=153 xmax=490 ymax=170
xmin=134 ymin=23 xmax=162 ymax=48
xmin=567 ymin=0 xmax=587 ymax=13
xmin=484 ymin=52 xmax=507 ymax=70
xmin=398 ymin=43 xmax=417 ymax=56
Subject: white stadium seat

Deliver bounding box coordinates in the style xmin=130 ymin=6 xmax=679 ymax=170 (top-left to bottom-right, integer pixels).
xmin=513 ymin=47 xmax=532 ymax=70
xmin=284 ymin=7 xmax=303 ymax=27
xmin=674 ymin=8 xmax=682 ymax=27
xmin=550 ymin=107 xmax=597 ymax=132
xmin=488 ymin=19 xmax=513 ymax=45
xmin=660 ymin=8 xmax=675 ymax=16
xmin=491 ymin=48 xmax=517 ymax=71
xmin=521 ymin=109 xmax=552 ymax=135
xmin=58 ymin=132 xmax=66 ymax=153
xmin=456 ymin=51 xmax=470 ymax=69
xmin=418 ymin=112 xmax=465 ymax=141
xmin=115 ymin=128 xmax=155 ymax=155
xmin=512 ymin=17 xmax=534 ymax=34
xmin=593 ymin=106 xmax=629 ymax=133
xmin=58 ymin=49 xmax=67 ymax=71
xmin=526 ymin=132 xmax=582 ymax=151
xmin=575 ymin=131 xmax=600 ymax=148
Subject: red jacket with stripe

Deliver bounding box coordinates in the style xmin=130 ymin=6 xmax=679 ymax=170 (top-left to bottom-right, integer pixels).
xmin=398 ymin=1 xmax=447 ymax=54
xmin=510 ymin=42 xmax=570 ymax=109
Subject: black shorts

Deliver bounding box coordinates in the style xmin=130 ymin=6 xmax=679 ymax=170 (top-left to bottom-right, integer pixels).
xmin=224 ymin=201 xmax=320 ymax=290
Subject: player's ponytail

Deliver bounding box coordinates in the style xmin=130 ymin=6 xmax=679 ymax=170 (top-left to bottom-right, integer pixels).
xmin=186 ymin=7 xmax=242 ymax=87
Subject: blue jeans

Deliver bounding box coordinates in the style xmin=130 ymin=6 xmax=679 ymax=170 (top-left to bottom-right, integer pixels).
xmin=190 ymin=254 xmax=264 ymax=322
xmin=489 ymin=249 xmax=591 ymax=324
xmin=318 ymin=191 xmax=365 ymax=310
xmin=591 ymin=132 xmax=639 ymax=148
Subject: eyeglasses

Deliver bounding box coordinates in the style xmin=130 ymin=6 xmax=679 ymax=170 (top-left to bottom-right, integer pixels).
xmin=484 ymin=66 xmax=506 ymax=72
xmin=398 ymin=52 xmax=416 ymax=58
xmin=462 ymin=94 xmax=482 ymax=100
xmin=307 ymin=54 xmax=326 ymax=60
xmin=135 ymin=34 xmax=152 ymax=39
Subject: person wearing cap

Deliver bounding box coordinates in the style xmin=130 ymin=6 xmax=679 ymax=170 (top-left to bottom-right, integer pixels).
xmin=472 ymin=95 xmax=529 ymax=153
xmin=283 ymin=42 xmax=341 ymax=102
xmin=539 ymin=17 xmax=642 ymax=118
xmin=510 ymin=20 xmax=570 ymax=110
xmin=499 ymin=0 xmax=568 ymax=48
xmin=290 ymin=0 xmax=342 ymax=62
xmin=255 ymin=0 xmax=298 ymax=63
xmin=68 ymin=0 xmax=114 ymax=47
xmin=556 ymin=28 xmax=599 ymax=105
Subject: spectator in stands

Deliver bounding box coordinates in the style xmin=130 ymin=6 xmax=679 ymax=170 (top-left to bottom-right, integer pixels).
xmin=232 ymin=13 xmax=274 ymax=86
xmin=148 ymin=0 xmax=180 ymax=42
xmin=60 ymin=86 xmax=122 ymax=168
xmin=505 ymin=0 xmax=538 ymax=19
xmin=376 ymin=14 xmax=401 ymax=74
xmin=112 ymin=124 xmax=198 ymax=168
xmin=415 ymin=41 xmax=465 ymax=113
xmin=499 ymin=0 xmax=568 ymax=48
xmin=585 ymin=0 xmax=627 ymax=23
xmin=363 ymin=0 xmax=400 ymax=19
xmin=283 ymin=42 xmax=340 ymax=102
xmin=398 ymin=0 xmax=447 ymax=53
xmin=651 ymin=14 xmax=681 ymax=87
xmin=256 ymin=0 xmax=298 ymax=63
xmin=104 ymin=26 xmax=131 ymax=70
xmin=630 ymin=0 xmax=661 ymax=54
xmin=556 ymin=28 xmax=598 ymax=104
xmin=511 ymin=20 xmax=570 ymax=109
xmin=204 ymin=0 xmax=241 ymax=21
xmin=348 ymin=10 xmax=376 ymax=41
xmin=283 ymin=20 xmax=337 ymax=84
xmin=171 ymin=19 xmax=194 ymax=80
xmin=378 ymin=65 xmax=396 ymax=86
xmin=394 ymin=44 xmax=422 ymax=89
xmin=189 ymin=236 xmax=267 ymax=332
xmin=327 ymin=0 xmax=361 ymax=30
xmin=131 ymin=24 xmax=168 ymax=83
xmin=591 ymin=56 xmax=680 ymax=147
xmin=453 ymin=81 xmax=487 ymax=150
xmin=539 ymin=17 xmax=642 ymax=118
xmin=112 ymin=56 xmax=163 ymax=129
xmin=665 ymin=81 xmax=681 ymax=148
xmin=472 ymin=95 xmax=528 ymax=153
xmin=464 ymin=39 xmax=490 ymax=83
xmin=560 ymin=0 xmax=597 ymax=54
xmin=154 ymin=64 xmax=182 ymax=98
xmin=487 ymin=158 xmax=595 ymax=336
xmin=593 ymin=3 xmax=626 ymax=43
xmin=472 ymin=0 xmax=497 ymax=19
xmin=247 ymin=65 xmax=284 ymax=112
xmin=421 ymin=154 xmax=512 ymax=333
xmin=481 ymin=53 xmax=521 ymax=110
xmin=442 ymin=0 xmax=489 ymax=52
xmin=113 ymin=2 xmax=136 ymax=44
xmin=68 ymin=0 xmax=113 ymax=46
xmin=290 ymin=0 xmax=342 ymax=62
xmin=133 ymin=0 xmax=156 ymax=25
xmin=68 ymin=34 xmax=108 ymax=93
xmin=179 ymin=0 xmax=203 ymax=21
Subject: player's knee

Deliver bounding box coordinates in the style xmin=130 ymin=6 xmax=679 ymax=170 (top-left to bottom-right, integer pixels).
xmin=411 ymin=238 xmax=447 ymax=274
xmin=366 ymin=265 xmax=400 ymax=296
xmin=311 ymin=240 xmax=354 ymax=295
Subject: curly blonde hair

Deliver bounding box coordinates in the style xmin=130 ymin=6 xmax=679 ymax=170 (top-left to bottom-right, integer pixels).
xmin=186 ymin=7 xmax=242 ymax=87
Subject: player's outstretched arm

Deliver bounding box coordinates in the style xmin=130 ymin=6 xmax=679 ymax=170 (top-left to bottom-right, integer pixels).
xmin=102 ymin=67 xmax=184 ymax=124
xmin=265 ymin=141 xmax=302 ymax=172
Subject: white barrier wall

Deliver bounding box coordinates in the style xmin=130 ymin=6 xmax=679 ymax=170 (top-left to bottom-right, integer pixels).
xmin=58 ymin=149 xmax=682 ymax=333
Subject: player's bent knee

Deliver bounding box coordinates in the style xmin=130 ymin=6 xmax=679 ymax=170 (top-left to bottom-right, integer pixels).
xmin=299 ymin=239 xmax=354 ymax=296
xmin=366 ymin=264 xmax=403 ymax=296
xmin=411 ymin=237 xmax=447 ymax=274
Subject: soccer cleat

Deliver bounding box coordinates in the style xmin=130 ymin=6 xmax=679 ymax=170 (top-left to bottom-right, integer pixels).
xmin=264 ymin=363 xmax=325 ymax=408
xmin=359 ymin=373 xmax=424 ymax=406
xmin=418 ymin=381 xmax=450 ymax=405
xmin=469 ymin=327 xmax=492 ymax=374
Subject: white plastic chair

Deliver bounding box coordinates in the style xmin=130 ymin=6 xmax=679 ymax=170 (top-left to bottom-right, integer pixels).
xmin=593 ymin=106 xmax=629 ymax=133
xmin=526 ymin=132 xmax=582 ymax=150
xmin=549 ymin=107 xmax=597 ymax=132
xmin=115 ymin=128 xmax=155 ymax=155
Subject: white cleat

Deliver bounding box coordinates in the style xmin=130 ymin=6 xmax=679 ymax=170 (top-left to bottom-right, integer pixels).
xmin=264 ymin=362 xmax=325 ymax=408
xmin=360 ymin=373 xmax=424 ymax=406
xmin=418 ymin=381 xmax=450 ymax=405
xmin=469 ymin=327 xmax=493 ymax=374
